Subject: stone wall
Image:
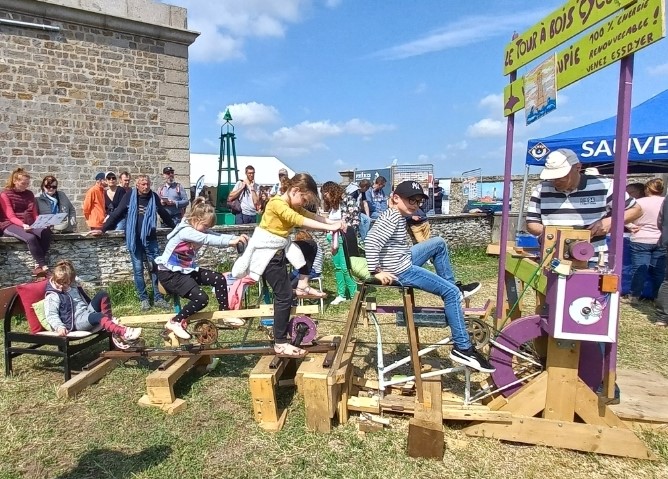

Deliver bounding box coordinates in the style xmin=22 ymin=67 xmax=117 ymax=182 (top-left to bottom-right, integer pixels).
xmin=448 ymin=172 xmax=660 ymax=216
xmin=0 ymin=0 xmax=198 ymax=226
xmin=0 ymin=214 xmax=493 ymax=287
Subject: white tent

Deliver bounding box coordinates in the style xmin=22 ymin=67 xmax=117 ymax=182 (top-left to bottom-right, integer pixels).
xmin=190 ymin=153 xmax=295 ymax=187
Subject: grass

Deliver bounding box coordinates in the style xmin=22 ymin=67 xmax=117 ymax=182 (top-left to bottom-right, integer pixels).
xmin=1 ymin=248 xmax=668 ymax=479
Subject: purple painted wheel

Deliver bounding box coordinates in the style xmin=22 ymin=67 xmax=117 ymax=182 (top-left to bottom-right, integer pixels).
xmin=489 ymin=315 xmax=545 ymax=397
xmin=490 ymin=315 xmax=604 ymax=397
xmin=289 ymin=315 xmax=317 ymax=345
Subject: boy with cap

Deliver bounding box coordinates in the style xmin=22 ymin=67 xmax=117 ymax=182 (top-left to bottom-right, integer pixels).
xmin=158 ymin=166 xmax=189 ymax=225
xmin=526 ymin=148 xmax=641 ymax=253
xmin=83 ymin=172 xmax=107 ymax=230
xmin=364 ymin=180 xmax=493 ymax=373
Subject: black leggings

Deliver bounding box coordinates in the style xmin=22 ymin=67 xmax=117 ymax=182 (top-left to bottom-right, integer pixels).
xmin=175 ymin=268 xmax=229 ymax=323
xmin=263 ymin=240 xmax=318 ymax=344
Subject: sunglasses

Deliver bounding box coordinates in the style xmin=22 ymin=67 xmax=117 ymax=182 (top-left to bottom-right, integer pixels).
xmin=45 ymin=184 xmax=58 ymax=189
xmin=404 ymin=197 xmax=422 ymax=206
xmin=107 ymin=177 xmax=117 ymax=181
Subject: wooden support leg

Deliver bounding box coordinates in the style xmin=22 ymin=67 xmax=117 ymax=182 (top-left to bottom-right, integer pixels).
xmin=403 ymin=288 xmax=423 ymax=404
xmin=407 ymin=375 xmax=444 ymax=459
xmin=248 ymin=355 xmax=292 ymax=431
xmin=330 ymin=286 xmax=365 ymax=374
xmin=543 ymin=338 xmax=580 ymax=421
xmin=138 ymin=355 xmax=202 ymax=415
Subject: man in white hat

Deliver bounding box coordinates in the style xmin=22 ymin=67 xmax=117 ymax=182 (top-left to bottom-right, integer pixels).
xmin=270 ymin=168 xmax=289 ymax=197
xmin=525 ymin=148 xmax=641 ymax=253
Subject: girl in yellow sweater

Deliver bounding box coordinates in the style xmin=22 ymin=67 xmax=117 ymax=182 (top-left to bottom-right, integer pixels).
xmin=233 ymin=173 xmax=343 ymax=357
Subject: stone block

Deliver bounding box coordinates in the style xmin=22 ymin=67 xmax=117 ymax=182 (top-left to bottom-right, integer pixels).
xmin=162 ymin=109 xmax=188 ymax=124
xmin=162 ymin=135 xmax=189 ymax=150
xmin=159 ymin=82 xmax=188 ymax=99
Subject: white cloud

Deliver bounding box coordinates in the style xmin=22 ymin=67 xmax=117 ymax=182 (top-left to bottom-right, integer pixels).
xmin=166 ymin=0 xmax=342 ymax=62
xmin=334 ymin=159 xmax=345 ymax=166
xmin=219 ymin=102 xmax=281 ymax=126
xmin=372 ymin=9 xmax=550 ymax=60
xmin=467 ymin=118 xmax=506 ymax=137
xmin=414 ymin=82 xmax=427 ymax=94
xmin=648 ymin=62 xmax=668 ymax=76
xmin=447 ymin=140 xmax=468 ymax=150
xmin=265 ymin=118 xmax=395 ymax=156
xmin=479 ymin=94 xmax=503 ymax=111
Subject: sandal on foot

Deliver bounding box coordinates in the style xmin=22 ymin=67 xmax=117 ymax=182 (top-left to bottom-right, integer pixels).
xmin=295 ymin=286 xmax=326 ymax=298
xmin=274 ymin=343 xmax=307 ymax=358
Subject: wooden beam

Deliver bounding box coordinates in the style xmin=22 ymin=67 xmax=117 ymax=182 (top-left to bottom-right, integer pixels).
xmin=57 ymin=358 xmax=123 ymax=399
xmin=408 ymin=376 xmax=444 ymax=459
xmin=543 ymin=339 xmax=580 ymax=421
xmin=492 ymin=372 xmax=548 ymax=417
xmin=574 ymin=380 xmax=629 ymax=428
xmin=464 ymin=416 xmax=656 ymax=460
xmin=505 ymin=254 xmax=547 ymax=294
xmin=118 ymin=304 xmax=319 ymax=325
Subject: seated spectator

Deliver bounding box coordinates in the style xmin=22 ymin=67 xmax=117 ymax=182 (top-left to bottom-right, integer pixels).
xmin=36 ymin=175 xmax=77 ymax=233
xmin=104 ymin=171 xmax=126 ymax=230
xmin=44 ymin=260 xmax=142 ymax=345
xmin=0 ymin=168 xmax=52 ymax=277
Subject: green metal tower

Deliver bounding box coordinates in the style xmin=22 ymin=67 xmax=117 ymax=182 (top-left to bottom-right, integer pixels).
xmin=216 ymin=108 xmax=238 ymax=225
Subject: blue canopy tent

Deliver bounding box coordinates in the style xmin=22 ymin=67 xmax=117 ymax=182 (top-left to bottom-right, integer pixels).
xmin=526 ymin=89 xmax=668 ymax=174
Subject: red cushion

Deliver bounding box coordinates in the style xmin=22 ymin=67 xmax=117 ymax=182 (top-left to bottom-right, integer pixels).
xmin=15 ymin=279 xmax=48 ymax=334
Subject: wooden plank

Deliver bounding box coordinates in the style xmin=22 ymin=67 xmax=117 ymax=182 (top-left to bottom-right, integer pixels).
xmin=610 ymin=369 xmax=668 ymax=424
xmin=57 ymin=358 xmax=122 ymax=399
xmin=505 ymin=254 xmax=547 ymax=294
xmin=347 ymin=396 xmax=381 ymax=414
xmin=118 ymin=304 xmax=319 ymax=325
xmin=407 ymin=419 xmax=444 ymax=459
xmin=441 ymin=407 xmax=512 ymax=423
xmin=574 ymin=380 xmax=628 ymax=428
xmin=543 ymin=338 xmax=579 ymax=421
xmin=493 ymin=372 xmax=548 ymax=416
xmin=464 ymin=416 xmax=656 ymax=460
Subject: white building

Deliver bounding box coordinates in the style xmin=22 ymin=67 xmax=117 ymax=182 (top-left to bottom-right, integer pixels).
xmin=190 ymin=153 xmax=295 ymax=187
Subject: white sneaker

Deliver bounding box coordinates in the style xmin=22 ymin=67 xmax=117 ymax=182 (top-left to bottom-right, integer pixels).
xmin=165 ymin=320 xmax=191 ymax=339
xmin=123 ymin=327 xmax=142 ymax=341
xmin=330 ymin=296 xmax=347 ymax=306
xmin=222 ymin=317 xmax=245 ymax=327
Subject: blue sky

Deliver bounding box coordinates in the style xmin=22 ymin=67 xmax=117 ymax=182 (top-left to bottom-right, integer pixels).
xmin=165 ymin=0 xmax=668 ymax=182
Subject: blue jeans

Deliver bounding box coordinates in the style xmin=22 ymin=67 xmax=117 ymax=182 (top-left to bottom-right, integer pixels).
xmin=114 ymin=217 xmax=127 ymax=231
xmin=359 ymin=213 xmax=371 ymax=240
xmin=235 ymin=213 xmax=256 ymax=224
xmin=395 ymin=237 xmax=471 ymax=350
xmin=630 ymin=241 xmax=666 ymax=299
xmin=129 ymin=237 xmax=163 ymax=302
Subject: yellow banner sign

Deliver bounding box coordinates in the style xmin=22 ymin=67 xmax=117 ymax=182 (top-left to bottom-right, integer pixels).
xmin=504 ymin=0 xmax=636 ymax=75
xmin=504 ymin=0 xmax=665 ymax=116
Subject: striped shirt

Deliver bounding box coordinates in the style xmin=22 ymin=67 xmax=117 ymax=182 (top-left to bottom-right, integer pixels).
xmin=365 ymin=208 xmax=412 ymax=275
xmin=312 ymin=243 xmax=324 ymax=275
xmin=526 ymin=175 xmax=636 ymax=251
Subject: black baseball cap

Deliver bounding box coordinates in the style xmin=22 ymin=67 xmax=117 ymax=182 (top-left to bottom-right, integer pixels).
xmin=393 ymin=181 xmax=428 ymax=199
xmin=163 ymin=166 xmax=175 ymax=174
